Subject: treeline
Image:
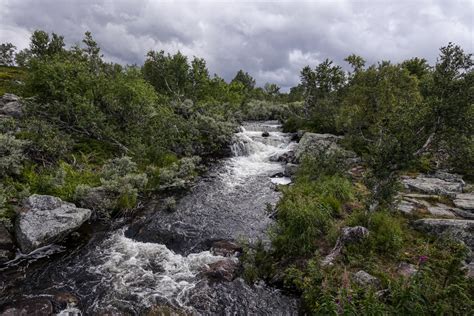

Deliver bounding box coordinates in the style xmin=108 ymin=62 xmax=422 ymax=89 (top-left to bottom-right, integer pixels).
xmin=286 ymin=45 xmax=473 ymax=185
xmin=0 ymin=30 xmax=297 ymax=222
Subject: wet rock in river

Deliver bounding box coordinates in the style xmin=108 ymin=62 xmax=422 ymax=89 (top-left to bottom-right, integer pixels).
xmin=203 ymin=258 xmax=240 ymax=282
xmin=186 ymin=278 xmax=298 ymax=315
xmin=211 ymin=240 xmax=243 ymax=257
xmin=0 ymin=298 xmax=53 ymax=316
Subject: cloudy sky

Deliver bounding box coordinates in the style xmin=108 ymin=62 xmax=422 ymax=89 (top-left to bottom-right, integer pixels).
xmin=0 ymin=0 xmax=472 ymax=90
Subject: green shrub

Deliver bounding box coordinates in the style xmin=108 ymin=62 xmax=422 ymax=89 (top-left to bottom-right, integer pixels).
xmin=147 ymin=156 xmax=201 ymax=191
xmin=0 ymin=133 xmax=29 ymax=177
xmin=347 ymin=210 xmax=404 ymax=256
xmin=272 ymin=175 xmax=354 ymax=257
xmin=75 ymin=156 xmax=147 ymax=213
xmin=22 ymin=161 xmax=100 ymax=201
xmin=17 ymin=117 xmax=72 ymax=163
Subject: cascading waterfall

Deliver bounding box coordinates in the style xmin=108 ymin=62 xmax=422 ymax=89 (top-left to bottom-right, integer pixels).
xmin=0 ymin=121 xmax=298 ymax=315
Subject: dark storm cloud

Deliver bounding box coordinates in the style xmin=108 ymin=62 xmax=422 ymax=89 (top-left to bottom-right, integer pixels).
xmin=1 ymin=0 xmax=472 ymax=90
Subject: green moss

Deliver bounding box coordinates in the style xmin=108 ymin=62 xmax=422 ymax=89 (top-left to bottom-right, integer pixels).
xmin=21 ymin=161 xmax=101 ymax=202
xmin=0 ymin=66 xmax=26 ymax=96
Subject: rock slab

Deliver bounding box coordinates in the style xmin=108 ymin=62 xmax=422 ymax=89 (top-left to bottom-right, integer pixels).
xmin=15 ymin=194 xmax=91 ymax=253
xmin=413 ymin=219 xmax=474 ymax=249
xmin=402 ymin=175 xmax=463 ymax=197
xmin=454 ymin=193 xmax=474 ymax=210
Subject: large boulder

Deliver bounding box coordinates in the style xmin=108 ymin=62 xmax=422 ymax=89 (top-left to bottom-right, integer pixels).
xmin=15 ymin=195 xmax=91 ymax=253
xmin=413 ymin=219 xmax=474 ymax=249
xmin=0 ymin=93 xmax=23 ymax=118
xmin=454 ymin=193 xmax=474 ymax=210
xmin=0 ymin=224 xmax=15 ymax=263
xmin=295 ymin=133 xmax=358 ymax=164
xmin=402 ymin=174 xmax=464 ymax=197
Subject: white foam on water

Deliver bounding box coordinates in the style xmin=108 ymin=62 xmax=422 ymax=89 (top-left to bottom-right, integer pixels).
xmin=225 ymin=122 xmax=295 ymax=187
xmin=86 ymin=229 xmax=225 ymax=311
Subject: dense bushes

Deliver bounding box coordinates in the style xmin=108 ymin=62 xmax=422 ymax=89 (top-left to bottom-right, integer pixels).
xmin=0 ymin=30 xmax=291 ymax=223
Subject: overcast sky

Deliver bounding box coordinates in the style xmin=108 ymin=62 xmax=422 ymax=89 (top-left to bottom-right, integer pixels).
xmin=0 ymin=0 xmax=472 ymax=90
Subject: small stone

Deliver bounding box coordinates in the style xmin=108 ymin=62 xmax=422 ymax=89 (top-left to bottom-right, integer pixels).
xmin=397 ymin=262 xmax=418 ymax=278
xmin=262 ymin=131 xmax=270 ymax=137
xmin=284 ymin=163 xmax=298 ymax=177
xmin=340 ymin=226 xmax=370 ymax=243
xmin=353 ymin=270 xmax=381 ymax=288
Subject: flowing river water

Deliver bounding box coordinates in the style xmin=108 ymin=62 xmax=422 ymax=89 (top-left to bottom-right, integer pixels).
xmin=0 ymin=121 xmax=298 ymax=315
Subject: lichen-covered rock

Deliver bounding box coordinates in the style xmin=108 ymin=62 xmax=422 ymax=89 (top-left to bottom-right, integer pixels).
xmin=15 ymin=194 xmax=91 ymax=253
xmin=353 ymin=270 xmax=381 ymax=288
xmin=454 ymin=193 xmax=474 ymax=210
xmin=413 ymin=219 xmax=474 ymax=249
xmin=426 ymin=204 xmax=457 ymax=218
xmin=295 ymin=133 xmax=359 ymax=165
xmin=402 ymin=174 xmax=464 ymax=197
xmin=295 ymin=133 xmax=341 ymax=159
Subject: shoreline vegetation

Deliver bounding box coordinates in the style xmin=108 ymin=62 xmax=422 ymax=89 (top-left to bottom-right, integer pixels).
xmin=1 ymin=31 xmax=473 ymax=314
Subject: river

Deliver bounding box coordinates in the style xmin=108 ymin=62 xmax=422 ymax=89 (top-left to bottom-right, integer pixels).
xmin=0 ymin=121 xmax=298 ymax=315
